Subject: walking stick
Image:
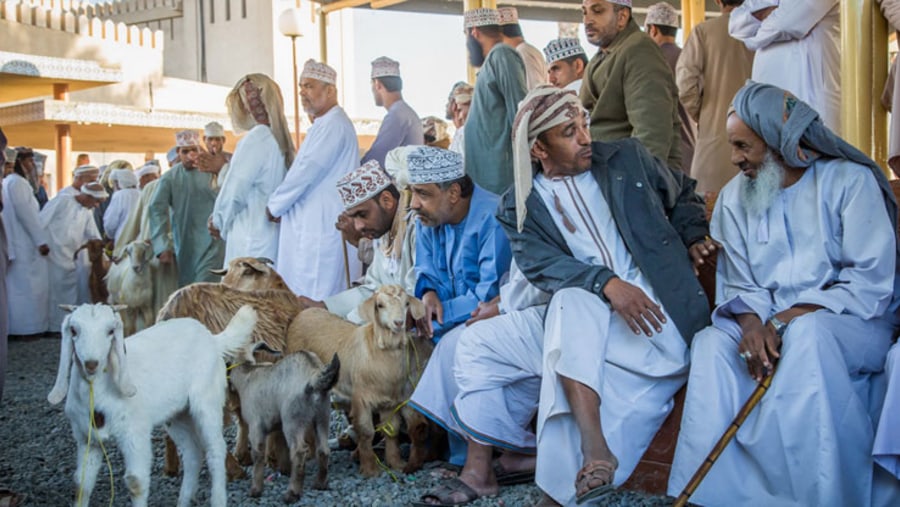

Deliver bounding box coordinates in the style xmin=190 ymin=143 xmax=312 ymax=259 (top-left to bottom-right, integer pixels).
xmin=341 ymin=239 xmax=351 ymax=289
xmin=672 ymin=370 xmax=775 ymax=507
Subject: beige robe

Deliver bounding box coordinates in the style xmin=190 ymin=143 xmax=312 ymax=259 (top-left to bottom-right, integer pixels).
xmin=676 ymin=11 xmax=754 ymax=194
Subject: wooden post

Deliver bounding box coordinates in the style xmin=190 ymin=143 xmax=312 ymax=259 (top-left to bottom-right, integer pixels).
xmin=318 ymin=9 xmax=327 ymax=63
xmin=872 ymin=1 xmax=889 ymax=171
xmin=53 ymin=83 xmax=71 ymax=192
xmin=463 ymin=0 xmax=482 ymax=85
xmin=681 ymin=0 xmax=705 ymax=39
xmin=290 ymin=34 xmax=301 ymax=147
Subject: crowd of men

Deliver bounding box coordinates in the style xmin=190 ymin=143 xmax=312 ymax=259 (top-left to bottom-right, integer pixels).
xmin=2 ymin=1 xmax=899 ymax=506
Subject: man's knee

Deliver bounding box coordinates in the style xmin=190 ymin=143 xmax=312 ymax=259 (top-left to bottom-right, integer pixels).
xmin=781 ymin=312 xmax=834 ymax=357
xmin=690 ymin=326 xmax=737 ymax=366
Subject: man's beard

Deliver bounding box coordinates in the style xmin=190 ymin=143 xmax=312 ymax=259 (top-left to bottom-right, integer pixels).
xmin=740 ymin=151 xmax=785 ymax=217
xmin=467 ymin=35 xmax=486 ymax=68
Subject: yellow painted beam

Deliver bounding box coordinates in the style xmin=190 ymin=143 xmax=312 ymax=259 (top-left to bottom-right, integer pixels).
xmin=321 ymin=0 xmax=370 ymax=14
xmin=682 ymin=0 xmax=705 ymax=39
xmin=371 ymin=0 xmax=408 ymax=8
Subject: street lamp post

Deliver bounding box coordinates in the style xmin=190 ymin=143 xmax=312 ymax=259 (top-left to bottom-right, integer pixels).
xmin=278 ymin=8 xmax=304 ymax=147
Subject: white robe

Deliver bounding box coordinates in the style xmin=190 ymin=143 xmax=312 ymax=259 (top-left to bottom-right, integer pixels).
xmin=267 ymin=105 xmax=361 ymax=299
xmin=40 ymin=193 xmax=101 ymax=330
xmin=103 ymin=187 xmax=140 ymax=244
xmin=449 ymin=125 xmax=465 ymax=156
xmin=532 ymin=172 xmax=689 ymax=506
xmin=875 ymin=343 xmax=900 ymax=479
xmin=564 ymin=78 xmax=583 ymax=94
xmin=1 ymin=173 xmax=49 ymax=334
xmin=729 ymin=0 xmax=841 ymax=133
xmin=668 ymin=161 xmax=900 ymax=506
xmin=212 ymin=124 xmax=286 ymax=265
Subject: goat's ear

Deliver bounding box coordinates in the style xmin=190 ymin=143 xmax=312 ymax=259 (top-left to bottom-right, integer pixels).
xmin=249 ymin=342 xmax=282 ymax=366
xmin=109 ymin=314 xmax=137 ymax=398
xmin=408 ymin=297 xmax=426 ymax=321
xmin=209 ymin=267 xmax=228 ymax=276
xmin=358 ymin=295 xmax=377 ymax=324
xmin=255 ymin=257 xmax=275 ymax=266
xmin=48 ymin=313 xmax=74 ymax=404
xmin=244 ymin=259 xmax=268 ymax=273
xmin=59 ymin=304 xmax=78 ymax=313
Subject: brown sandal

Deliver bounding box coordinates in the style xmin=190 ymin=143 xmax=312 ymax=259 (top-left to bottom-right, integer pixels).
xmin=574 ymin=457 xmax=618 ymax=504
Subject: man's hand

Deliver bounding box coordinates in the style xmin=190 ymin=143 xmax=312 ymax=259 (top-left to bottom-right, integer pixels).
xmin=158 ymin=250 xmax=175 ymax=264
xmin=736 ymin=313 xmax=781 ymax=382
xmin=602 ymin=277 xmax=666 ymax=337
xmin=38 ymin=244 xmax=49 ymax=256
xmin=297 ymin=295 xmax=326 ymax=309
xmin=466 ymin=297 xmax=500 ymax=326
xmin=197 ymin=147 xmax=227 ymax=175
xmin=689 ymin=237 xmax=719 ymax=275
xmin=266 ymin=207 xmax=281 ymax=223
xmin=421 ymin=290 xmax=443 ymax=338
xmin=207 ymin=215 xmax=222 ymax=240
xmin=335 ymin=213 xmax=363 ymax=248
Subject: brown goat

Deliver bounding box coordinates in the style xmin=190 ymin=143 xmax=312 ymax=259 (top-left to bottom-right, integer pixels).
xmin=75 ymin=239 xmax=109 ymax=303
xmin=210 ymin=257 xmax=292 ymax=292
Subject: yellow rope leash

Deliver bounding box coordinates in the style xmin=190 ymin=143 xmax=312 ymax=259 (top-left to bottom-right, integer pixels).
xmin=374 ymin=454 xmax=400 ymax=483
xmin=77 ymin=381 xmax=116 ymax=507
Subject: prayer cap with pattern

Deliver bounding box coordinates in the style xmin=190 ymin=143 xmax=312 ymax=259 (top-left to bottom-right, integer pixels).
xmin=73 ymin=164 xmax=100 ymax=176
xmin=543 ymin=38 xmax=586 ymax=64
xmin=645 ymin=2 xmax=679 ymax=28
xmin=371 ymin=56 xmax=401 ymax=79
xmin=204 ymin=121 xmax=225 ymax=137
xmin=498 ymin=6 xmax=518 ymax=25
xmin=300 ymin=59 xmax=337 ymax=85
xmin=81 ymin=182 xmax=108 ymax=200
xmin=135 ymin=162 xmax=160 ymax=179
xmin=406 ymin=146 xmax=465 ymax=185
xmin=336 ymin=160 xmax=393 ymax=210
xmin=464 ymin=8 xmax=501 ymax=30
xmin=175 ymin=129 xmax=201 ymax=147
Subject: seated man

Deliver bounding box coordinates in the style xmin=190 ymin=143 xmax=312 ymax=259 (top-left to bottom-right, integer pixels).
xmin=668 ymin=82 xmax=900 ymax=506
xmin=301 ymin=153 xmax=417 ymax=324
xmin=497 ymin=86 xmax=712 ymax=506
xmin=406 ymin=145 xmax=512 ymax=466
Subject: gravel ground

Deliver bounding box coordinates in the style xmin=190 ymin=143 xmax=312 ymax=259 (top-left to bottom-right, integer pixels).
xmin=0 ymin=337 xmax=672 ymax=506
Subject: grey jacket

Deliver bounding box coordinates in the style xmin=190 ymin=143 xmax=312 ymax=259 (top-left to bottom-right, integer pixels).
xmin=496 ymin=139 xmax=710 ymax=344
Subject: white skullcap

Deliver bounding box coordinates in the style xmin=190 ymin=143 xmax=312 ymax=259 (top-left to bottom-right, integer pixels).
xmin=135 ymin=162 xmax=160 ymax=179
xmin=73 ymin=164 xmax=100 ymax=176
xmin=175 ymin=130 xmax=201 ymax=147
xmin=543 ymin=38 xmax=587 ymax=64
xmin=300 ymin=59 xmax=337 ymax=85
xmin=406 ymin=146 xmax=465 ymax=185
xmin=371 ymin=56 xmax=401 ymax=79
xmin=81 ymin=182 xmax=108 ymax=200
xmin=204 ymin=121 xmax=225 ymax=138
xmin=336 ymin=160 xmax=393 ymax=210
xmin=464 ymin=8 xmax=501 ymax=30
xmin=110 ymin=168 xmax=138 ymax=189
xmin=498 ymin=6 xmax=518 ymax=25
xmin=645 ymin=2 xmax=679 ymax=28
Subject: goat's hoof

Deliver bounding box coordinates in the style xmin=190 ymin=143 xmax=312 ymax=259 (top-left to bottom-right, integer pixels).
xmin=282 ymin=490 xmax=301 ymax=504
xmin=162 ymin=466 xmax=179 ymax=478
xmin=312 ymin=479 xmax=328 ymax=490
xmin=227 ymin=468 xmax=247 ymax=481
xmin=359 ymin=465 xmax=381 ymax=478
xmin=402 ymin=461 xmax=422 ymax=474
xmin=236 ymin=453 xmax=252 ymax=467
xmin=249 ymin=488 xmax=263 ymax=498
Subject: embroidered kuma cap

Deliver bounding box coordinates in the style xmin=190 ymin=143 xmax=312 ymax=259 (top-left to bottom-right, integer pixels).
xmin=406 ymin=146 xmax=465 ymax=184
xmin=336 ymin=160 xmax=394 ymax=210
xmin=300 ymin=59 xmax=337 ymax=85
xmin=371 ymin=56 xmax=401 ymax=79
xmin=645 ymin=2 xmax=678 ymax=28
xmin=543 ymin=38 xmax=587 ymax=64
xmin=464 ymin=8 xmax=501 ymax=30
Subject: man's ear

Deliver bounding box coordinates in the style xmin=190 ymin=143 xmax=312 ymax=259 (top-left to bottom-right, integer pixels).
xmin=531 ymin=138 xmax=549 ymax=162
xmin=378 ymin=189 xmax=396 ymax=212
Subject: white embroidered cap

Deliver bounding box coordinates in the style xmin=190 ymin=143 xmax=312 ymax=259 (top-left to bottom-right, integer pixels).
xmin=464 ymin=8 xmax=501 ymax=30
xmin=81 ymin=182 xmax=109 ymax=200
xmin=371 ymin=56 xmax=401 ymax=79
xmin=336 ymin=160 xmax=394 ymax=210
xmin=498 ymin=6 xmax=518 ymax=25
xmin=300 ymin=59 xmax=337 ymax=85
xmin=134 ymin=162 xmax=160 ymax=179
xmin=645 ymin=2 xmax=679 ymax=28
xmin=73 ymin=164 xmax=100 ymax=176
xmin=175 ymin=130 xmax=201 ymax=147
xmin=543 ymin=38 xmax=587 ymax=64
xmin=204 ymin=121 xmax=225 ymax=138
xmin=406 ymin=146 xmax=465 ymax=185
xmin=110 ymin=168 xmax=138 ymax=189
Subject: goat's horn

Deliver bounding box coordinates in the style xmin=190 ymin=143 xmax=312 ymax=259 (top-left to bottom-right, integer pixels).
xmin=73 ymin=243 xmax=89 ymax=260
xmin=209 ymin=268 xmax=228 ymax=276
xmin=254 ymin=257 xmax=275 ymax=265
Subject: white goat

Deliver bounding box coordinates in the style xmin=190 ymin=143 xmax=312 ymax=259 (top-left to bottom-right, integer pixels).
xmin=105 ymin=241 xmax=154 ymax=336
xmin=230 ymin=348 xmax=340 ymax=502
xmin=48 ymin=304 xmax=257 ymax=507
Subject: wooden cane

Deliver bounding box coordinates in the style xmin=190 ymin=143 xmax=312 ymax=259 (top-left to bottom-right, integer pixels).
xmin=672 ymin=370 xmax=775 ymax=507
xmin=341 ymin=238 xmax=351 ymax=289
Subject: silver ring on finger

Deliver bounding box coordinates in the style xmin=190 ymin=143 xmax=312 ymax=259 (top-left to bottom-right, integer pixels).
xmin=739 ymin=351 xmax=752 ymax=361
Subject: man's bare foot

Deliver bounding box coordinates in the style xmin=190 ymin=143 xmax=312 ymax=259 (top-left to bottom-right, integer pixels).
xmin=532 ymin=492 xmax=561 ymax=507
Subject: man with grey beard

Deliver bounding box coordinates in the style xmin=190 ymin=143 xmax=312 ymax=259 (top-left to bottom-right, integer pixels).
xmin=669 ymin=82 xmax=900 ymax=505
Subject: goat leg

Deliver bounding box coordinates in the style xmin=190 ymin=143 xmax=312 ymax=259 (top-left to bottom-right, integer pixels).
xmin=312 ymin=409 xmax=331 ymax=490
xmin=379 ymin=408 xmax=406 ymax=471
xmin=284 ymin=425 xmax=308 ymax=504
xmin=266 ymin=430 xmax=291 ymax=475
xmin=248 ymin=430 xmax=267 ymax=497
xmin=350 ymin=397 xmax=380 ymax=478
xmin=72 ymin=439 xmax=104 ymax=507
xmin=402 ymin=406 xmax=430 ymax=474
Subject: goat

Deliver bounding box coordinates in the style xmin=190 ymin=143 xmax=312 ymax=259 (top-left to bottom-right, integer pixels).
xmin=157 ymin=281 xmax=305 ymax=480
xmin=48 ymin=304 xmax=257 ymax=507
xmin=229 ymin=348 xmax=340 ymax=502
xmin=105 ymin=241 xmax=155 ymax=336
xmin=285 ymin=284 xmax=430 ymax=477
xmin=75 ymin=239 xmax=110 ymax=304
xmin=210 ymin=257 xmax=291 ymax=292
